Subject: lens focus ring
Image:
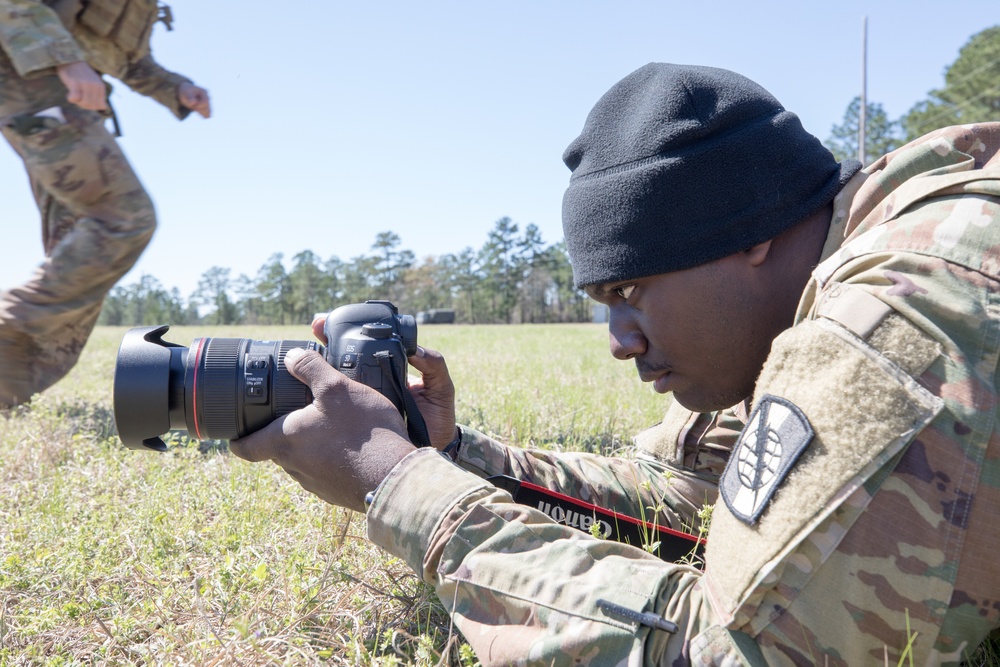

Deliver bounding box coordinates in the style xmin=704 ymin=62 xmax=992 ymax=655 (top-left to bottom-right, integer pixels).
xmin=198 ymin=337 xmax=243 ymax=439
xmin=275 ymin=341 xmax=313 ymax=417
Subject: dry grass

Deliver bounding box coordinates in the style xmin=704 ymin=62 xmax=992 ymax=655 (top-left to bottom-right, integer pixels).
xmin=3 ymin=324 xmax=995 ymax=665
xmin=0 ymin=323 xmax=663 ymax=665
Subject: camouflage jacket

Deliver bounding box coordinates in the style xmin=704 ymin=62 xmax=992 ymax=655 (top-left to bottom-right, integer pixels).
xmin=0 ymin=0 xmax=191 ymax=117
xmin=367 ymin=124 xmax=1000 ymax=666
xmin=450 ymin=400 xmax=743 ymax=533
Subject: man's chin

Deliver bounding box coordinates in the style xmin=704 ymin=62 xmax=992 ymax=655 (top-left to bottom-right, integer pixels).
xmin=671 ymin=388 xmax=745 ymax=414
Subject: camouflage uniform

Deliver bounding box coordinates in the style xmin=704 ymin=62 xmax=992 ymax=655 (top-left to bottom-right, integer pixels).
xmin=0 ymin=0 xmax=193 ymax=407
xmin=366 ymin=123 xmax=1000 ymax=666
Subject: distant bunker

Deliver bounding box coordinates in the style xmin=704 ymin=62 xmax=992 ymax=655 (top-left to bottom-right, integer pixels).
xmin=416 ymin=309 xmax=456 ymax=325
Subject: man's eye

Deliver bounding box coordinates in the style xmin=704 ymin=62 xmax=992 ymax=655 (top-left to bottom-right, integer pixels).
xmin=613 ymin=285 xmax=635 ymax=300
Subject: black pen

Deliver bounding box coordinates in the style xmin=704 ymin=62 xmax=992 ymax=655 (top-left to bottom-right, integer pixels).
xmin=596 ymin=599 xmax=678 ymax=633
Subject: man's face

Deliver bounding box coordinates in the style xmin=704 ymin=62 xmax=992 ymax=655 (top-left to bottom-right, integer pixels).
xmin=585 ymin=252 xmax=778 ymax=413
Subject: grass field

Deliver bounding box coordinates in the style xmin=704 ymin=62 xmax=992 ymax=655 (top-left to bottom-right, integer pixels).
xmin=0 ymin=323 xmax=667 ymax=666
xmin=4 ymin=324 xmax=998 ymax=666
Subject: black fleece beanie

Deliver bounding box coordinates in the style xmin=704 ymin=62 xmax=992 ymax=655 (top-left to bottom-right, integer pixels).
xmin=562 ymin=63 xmax=862 ymax=288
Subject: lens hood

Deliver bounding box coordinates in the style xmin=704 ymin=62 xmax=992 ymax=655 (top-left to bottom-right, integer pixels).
xmin=113 ymin=325 xmax=183 ymax=451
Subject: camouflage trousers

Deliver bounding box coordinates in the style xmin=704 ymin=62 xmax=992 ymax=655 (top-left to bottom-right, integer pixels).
xmin=0 ymin=53 xmax=156 ymax=408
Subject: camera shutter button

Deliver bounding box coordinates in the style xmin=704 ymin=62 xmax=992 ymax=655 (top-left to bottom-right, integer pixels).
xmin=361 ymin=323 xmax=393 ymax=339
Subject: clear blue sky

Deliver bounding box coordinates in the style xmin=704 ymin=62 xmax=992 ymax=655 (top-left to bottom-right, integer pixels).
xmin=1 ymin=1 xmax=995 ymax=299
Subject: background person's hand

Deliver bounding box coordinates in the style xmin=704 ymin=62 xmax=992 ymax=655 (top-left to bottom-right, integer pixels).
xmin=310 ymin=316 xmax=458 ymax=449
xmin=56 ymin=61 xmax=107 ymax=111
xmin=177 ymin=82 xmax=211 ymax=118
xmin=229 ymin=348 xmax=416 ymax=512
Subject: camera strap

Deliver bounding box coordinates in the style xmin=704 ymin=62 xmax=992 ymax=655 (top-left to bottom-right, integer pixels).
xmin=487 ymin=474 xmax=706 ymax=566
xmin=374 ymin=351 xmax=432 ymax=448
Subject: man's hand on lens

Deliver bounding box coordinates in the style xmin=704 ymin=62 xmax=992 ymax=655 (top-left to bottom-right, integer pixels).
xmin=229 ymin=347 xmax=416 ymax=512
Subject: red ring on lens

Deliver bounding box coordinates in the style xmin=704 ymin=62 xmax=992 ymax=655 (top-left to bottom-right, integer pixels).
xmin=191 ymin=337 xmax=208 ymax=441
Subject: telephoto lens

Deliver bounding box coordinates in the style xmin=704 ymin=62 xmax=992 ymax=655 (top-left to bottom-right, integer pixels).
xmin=113 ymin=325 xmax=320 ymax=451
xmin=114 ymin=300 xmax=424 ymax=452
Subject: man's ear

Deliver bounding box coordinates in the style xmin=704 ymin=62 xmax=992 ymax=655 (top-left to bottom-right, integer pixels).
xmin=744 ymin=239 xmax=773 ymax=267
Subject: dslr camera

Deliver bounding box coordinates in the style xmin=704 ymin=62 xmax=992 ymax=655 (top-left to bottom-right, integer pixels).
xmin=114 ymin=300 xmax=426 ymax=451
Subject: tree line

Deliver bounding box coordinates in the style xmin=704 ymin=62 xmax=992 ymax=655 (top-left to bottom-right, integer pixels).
xmin=825 ymin=25 xmax=1000 ymax=164
xmin=98 ymin=217 xmax=595 ymax=326
xmin=101 ymin=26 xmax=999 ymax=328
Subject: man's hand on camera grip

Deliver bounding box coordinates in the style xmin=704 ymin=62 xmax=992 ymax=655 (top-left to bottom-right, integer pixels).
xmin=406 ymin=346 xmax=458 ymax=449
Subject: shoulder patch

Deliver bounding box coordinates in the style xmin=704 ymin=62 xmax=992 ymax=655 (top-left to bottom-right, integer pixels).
xmin=720 ymin=395 xmax=814 ymax=525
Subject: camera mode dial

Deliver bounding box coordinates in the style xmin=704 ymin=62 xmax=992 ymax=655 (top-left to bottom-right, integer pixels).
xmin=361 ymin=322 xmax=393 ymax=339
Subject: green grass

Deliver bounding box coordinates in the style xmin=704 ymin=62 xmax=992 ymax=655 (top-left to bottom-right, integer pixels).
xmin=0 ymin=323 xmax=664 ymax=665
xmin=3 ymin=324 xmax=996 ymax=665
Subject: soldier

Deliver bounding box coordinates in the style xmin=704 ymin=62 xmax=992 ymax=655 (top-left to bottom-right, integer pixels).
xmin=230 ymin=63 xmax=1000 ymax=665
xmin=0 ymin=0 xmax=210 ymax=407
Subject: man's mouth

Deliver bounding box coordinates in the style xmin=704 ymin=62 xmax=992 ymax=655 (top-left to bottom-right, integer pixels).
xmin=636 ymin=360 xmax=675 ymax=393
xmin=652 ymin=373 xmax=675 ymax=394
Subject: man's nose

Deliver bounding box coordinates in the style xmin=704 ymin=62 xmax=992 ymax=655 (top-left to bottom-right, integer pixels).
xmin=608 ymin=306 xmax=646 ymax=360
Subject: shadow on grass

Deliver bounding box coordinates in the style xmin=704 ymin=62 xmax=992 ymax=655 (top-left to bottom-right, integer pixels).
xmin=965 ymin=630 xmax=1000 ymax=666
xmin=10 ymin=400 xmax=232 ymax=456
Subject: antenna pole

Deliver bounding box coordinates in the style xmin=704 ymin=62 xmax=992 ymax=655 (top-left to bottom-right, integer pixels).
xmin=859 ymin=16 xmax=868 ymax=165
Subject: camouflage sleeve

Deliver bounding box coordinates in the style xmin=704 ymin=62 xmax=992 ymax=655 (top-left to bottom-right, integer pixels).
xmin=701 ymin=125 xmax=1000 ymax=665
xmin=454 ymin=425 xmax=716 ymax=534
xmin=0 ymin=0 xmax=85 ymax=77
xmin=366 ymin=449 xmax=721 ymax=666
xmin=118 ymin=53 xmax=191 ymax=119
